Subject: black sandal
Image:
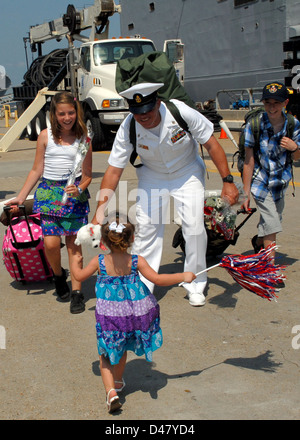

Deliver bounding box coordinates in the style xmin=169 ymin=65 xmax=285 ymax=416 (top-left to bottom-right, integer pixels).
xmin=54 ymin=268 xmax=70 ymax=301
xmin=251 ymin=235 xmax=264 ymax=254
xmin=70 ymin=290 xmax=85 ymax=314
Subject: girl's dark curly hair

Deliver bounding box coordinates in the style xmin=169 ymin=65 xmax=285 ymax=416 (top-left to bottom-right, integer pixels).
xmin=101 ymin=212 xmax=135 ymax=252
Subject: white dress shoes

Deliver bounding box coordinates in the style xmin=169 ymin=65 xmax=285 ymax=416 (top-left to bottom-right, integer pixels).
xmin=182 ymin=281 xmax=206 ymax=306
xmin=188 ymin=291 xmax=206 ymax=306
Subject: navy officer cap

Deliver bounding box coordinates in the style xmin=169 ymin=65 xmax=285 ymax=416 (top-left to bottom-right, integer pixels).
xmin=119 ymin=82 xmax=164 ymax=114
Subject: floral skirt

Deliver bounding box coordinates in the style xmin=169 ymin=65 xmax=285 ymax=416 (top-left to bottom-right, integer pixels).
xmin=40 ymin=213 xmax=88 ymax=236
xmin=33 ymin=177 xmax=90 ymax=236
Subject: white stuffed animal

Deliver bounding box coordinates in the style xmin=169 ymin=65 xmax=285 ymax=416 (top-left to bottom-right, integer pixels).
xmin=75 ymin=223 xmax=101 ymax=248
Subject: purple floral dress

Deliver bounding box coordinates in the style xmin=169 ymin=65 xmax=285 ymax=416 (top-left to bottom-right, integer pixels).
xmin=95 ymin=254 xmax=163 ymax=365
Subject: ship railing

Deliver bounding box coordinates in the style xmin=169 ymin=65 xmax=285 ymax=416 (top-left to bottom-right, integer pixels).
xmin=215 ymin=87 xmax=264 ymax=110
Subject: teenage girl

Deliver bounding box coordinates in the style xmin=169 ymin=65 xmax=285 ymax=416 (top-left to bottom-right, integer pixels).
xmin=71 ymin=212 xmax=195 ymax=413
xmin=6 ymin=91 xmax=92 ymax=313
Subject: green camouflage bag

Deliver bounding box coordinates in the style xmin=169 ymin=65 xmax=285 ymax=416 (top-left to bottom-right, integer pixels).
xmin=116 ymin=51 xmax=196 ymax=109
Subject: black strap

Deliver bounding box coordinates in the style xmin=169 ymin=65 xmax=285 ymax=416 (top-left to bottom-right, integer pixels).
xmin=165 ymin=101 xmax=190 ymax=133
xmin=129 ymin=115 xmax=141 ymax=168
xmin=251 ymin=114 xmax=262 ymax=163
xmin=12 ymin=252 xmax=24 ymax=280
xmin=286 ymin=113 xmax=296 ymax=196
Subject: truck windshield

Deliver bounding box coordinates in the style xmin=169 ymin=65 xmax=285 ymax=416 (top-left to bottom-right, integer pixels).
xmin=93 ymin=41 xmax=155 ymax=65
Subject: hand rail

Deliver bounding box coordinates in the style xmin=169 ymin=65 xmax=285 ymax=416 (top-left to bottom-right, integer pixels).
xmin=215 ymin=87 xmax=263 ymax=109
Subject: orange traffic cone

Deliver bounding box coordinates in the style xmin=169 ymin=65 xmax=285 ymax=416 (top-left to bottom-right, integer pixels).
xmin=219 ymin=128 xmax=228 ymax=139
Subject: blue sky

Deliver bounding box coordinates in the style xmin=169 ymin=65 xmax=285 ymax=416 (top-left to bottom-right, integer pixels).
xmin=0 ymin=1 xmax=120 ymax=89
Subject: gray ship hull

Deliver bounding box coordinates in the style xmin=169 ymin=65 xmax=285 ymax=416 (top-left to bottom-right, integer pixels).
xmin=119 ymin=0 xmax=300 ymax=106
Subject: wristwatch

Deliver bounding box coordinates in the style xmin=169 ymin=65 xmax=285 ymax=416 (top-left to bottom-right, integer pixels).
xmin=222 ymin=174 xmax=234 ymax=183
xmin=78 ymin=187 xmax=83 ymax=195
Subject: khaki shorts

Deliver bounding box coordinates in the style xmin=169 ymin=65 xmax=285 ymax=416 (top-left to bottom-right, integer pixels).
xmin=255 ymin=192 xmax=284 ymax=237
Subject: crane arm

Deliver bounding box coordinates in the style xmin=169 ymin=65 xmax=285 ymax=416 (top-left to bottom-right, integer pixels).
xmin=29 ymin=0 xmax=121 ymax=44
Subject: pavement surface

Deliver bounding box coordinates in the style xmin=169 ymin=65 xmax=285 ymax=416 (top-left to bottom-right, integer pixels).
xmin=0 ymin=117 xmax=300 ymax=422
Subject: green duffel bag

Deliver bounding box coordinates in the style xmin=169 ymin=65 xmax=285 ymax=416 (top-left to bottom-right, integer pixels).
xmin=115 ymin=50 xmax=196 ymax=110
xmin=116 ymin=51 xmax=198 ymax=167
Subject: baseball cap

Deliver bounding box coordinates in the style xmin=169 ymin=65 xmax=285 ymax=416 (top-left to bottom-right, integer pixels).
xmin=261 ymin=82 xmax=288 ymax=102
xmin=119 ymin=82 xmax=164 ymax=114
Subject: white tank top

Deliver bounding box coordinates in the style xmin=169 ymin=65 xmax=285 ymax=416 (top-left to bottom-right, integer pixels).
xmin=43 ymin=128 xmax=81 ymax=180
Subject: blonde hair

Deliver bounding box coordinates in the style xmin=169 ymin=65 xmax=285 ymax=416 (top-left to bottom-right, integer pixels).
xmin=50 ymin=91 xmax=87 ymax=140
xmin=101 ymin=212 xmax=135 ymax=252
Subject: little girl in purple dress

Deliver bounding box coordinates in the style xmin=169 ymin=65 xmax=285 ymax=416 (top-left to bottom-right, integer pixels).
xmin=71 ymin=212 xmax=195 ymax=413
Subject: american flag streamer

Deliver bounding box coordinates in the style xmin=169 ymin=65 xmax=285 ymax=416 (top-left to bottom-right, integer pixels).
xmin=180 ymin=243 xmax=285 ymax=301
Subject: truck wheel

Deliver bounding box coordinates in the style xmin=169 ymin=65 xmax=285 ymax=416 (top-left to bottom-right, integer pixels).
xmin=35 ymin=111 xmax=46 ymax=136
xmin=85 ymin=112 xmax=106 ymax=151
xmin=26 ymin=119 xmax=37 ymax=141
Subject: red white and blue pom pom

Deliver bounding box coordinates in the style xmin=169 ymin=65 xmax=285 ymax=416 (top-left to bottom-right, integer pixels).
xmin=218 ymin=244 xmax=285 ymax=301
xmin=180 ymin=243 xmax=285 ymax=301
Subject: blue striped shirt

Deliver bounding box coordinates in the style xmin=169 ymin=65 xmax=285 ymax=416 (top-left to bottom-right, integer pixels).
xmin=244 ymin=111 xmax=300 ymax=202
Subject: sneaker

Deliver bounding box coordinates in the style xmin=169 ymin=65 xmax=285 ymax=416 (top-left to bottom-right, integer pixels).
xmin=188 ymin=291 xmax=206 ymax=306
xmin=54 ymin=268 xmax=70 ymax=301
xmin=70 ymin=290 xmax=85 ymax=314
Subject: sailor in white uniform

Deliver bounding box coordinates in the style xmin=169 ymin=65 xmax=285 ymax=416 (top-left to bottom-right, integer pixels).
xmin=92 ymin=83 xmax=239 ymax=306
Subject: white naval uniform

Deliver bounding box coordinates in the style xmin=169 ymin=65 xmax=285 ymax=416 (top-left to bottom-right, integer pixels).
xmin=108 ymin=99 xmax=214 ymax=292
